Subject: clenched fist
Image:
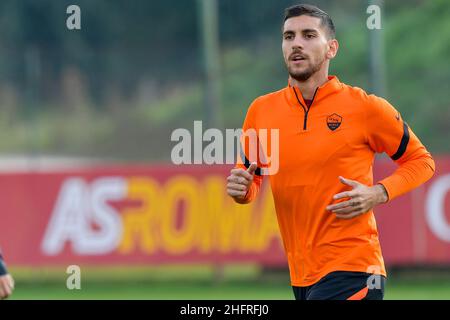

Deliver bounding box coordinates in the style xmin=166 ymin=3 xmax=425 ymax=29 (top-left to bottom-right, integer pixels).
xmin=0 ymin=274 xmax=14 ymax=299
xmin=227 ymin=162 xmax=258 ymax=201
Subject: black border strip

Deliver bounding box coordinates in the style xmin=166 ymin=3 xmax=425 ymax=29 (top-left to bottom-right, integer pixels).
xmin=391 ymin=121 xmax=410 ymax=161
xmin=240 ymin=149 xmax=262 ymax=176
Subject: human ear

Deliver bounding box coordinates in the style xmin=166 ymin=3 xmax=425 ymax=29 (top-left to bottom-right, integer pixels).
xmin=326 ymin=39 xmax=339 ymax=59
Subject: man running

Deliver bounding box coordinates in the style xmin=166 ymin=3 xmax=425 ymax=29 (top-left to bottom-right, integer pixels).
xmin=226 ymin=4 xmax=435 ymax=300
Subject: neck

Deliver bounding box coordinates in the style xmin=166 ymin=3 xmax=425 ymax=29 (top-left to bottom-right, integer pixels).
xmin=290 ymin=68 xmax=329 ymax=100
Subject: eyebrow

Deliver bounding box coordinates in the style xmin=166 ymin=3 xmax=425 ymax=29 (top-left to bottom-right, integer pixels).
xmin=301 ymin=29 xmax=319 ymax=34
xmin=283 ymin=28 xmax=319 ymax=36
xmin=283 ymin=30 xmax=294 ymax=36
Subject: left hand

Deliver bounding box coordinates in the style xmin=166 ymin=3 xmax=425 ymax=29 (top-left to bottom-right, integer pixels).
xmin=326 ymin=176 xmax=388 ymax=220
xmin=0 ymin=274 xmax=14 ymax=299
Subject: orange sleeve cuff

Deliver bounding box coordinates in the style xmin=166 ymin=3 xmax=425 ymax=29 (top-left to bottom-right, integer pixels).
xmin=377 ymin=154 xmax=435 ymax=202
xmin=233 ymin=175 xmax=263 ymax=204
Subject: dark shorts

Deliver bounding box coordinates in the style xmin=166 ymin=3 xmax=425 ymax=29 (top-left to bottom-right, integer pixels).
xmin=292 ymin=271 xmax=386 ymax=300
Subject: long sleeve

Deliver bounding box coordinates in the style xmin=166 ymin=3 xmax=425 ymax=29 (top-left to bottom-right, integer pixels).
xmin=234 ymin=99 xmax=265 ymax=204
xmin=366 ymin=95 xmax=435 ymax=201
xmin=233 ymin=172 xmax=263 ymax=204
xmin=0 ymin=251 xmax=8 ymax=276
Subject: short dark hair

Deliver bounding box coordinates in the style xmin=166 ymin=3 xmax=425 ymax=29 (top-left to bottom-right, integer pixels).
xmin=284 ymin=4 xmax=336 ymax=39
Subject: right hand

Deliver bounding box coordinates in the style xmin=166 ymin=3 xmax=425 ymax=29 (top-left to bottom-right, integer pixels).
xmin=0 ymin=274 xmax=14 ymax=299
xmin=227 ymin=162 xmax=258 ymax=200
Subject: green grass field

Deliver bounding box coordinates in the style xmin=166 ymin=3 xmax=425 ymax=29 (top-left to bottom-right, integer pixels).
xmin=10 ymin=279 xmax=450 ymax=300
xmin=8 ymin=265 xmax=450 ymax=300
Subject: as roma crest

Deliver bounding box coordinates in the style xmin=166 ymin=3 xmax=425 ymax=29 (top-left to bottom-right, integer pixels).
xmin=326 ymin=113 xmax=342 ymax=131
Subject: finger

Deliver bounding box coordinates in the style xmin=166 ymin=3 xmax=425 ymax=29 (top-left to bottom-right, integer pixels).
xmin=326 ymin=199 xmax=357 ymax=211
xmin=3 ymin=285 xmax=11 ymax=298
xmin=227 ymin=189 xmax=247 ymax=198
xmin=227 ymin=175 xmax=244 ymax=184
xmin=331 ymin=206 xmax=360 ymax=214
xmin=335 ymin=211 xmax=364 ymax=220
xmin=332 ymin=191 xmax=357 ymax=200
xmin=230 ymin=169 xmax=253 ymax=181
xmin=227 ymin=183 xmax=247 ymax=191
xmin=339 ymin=176 xmax=360 ymax=188
xmin=230 ymin=168 xmax=251 ymax=179
xmin=247 ymin=162 xmax=258 ymax=175
xmin=231 ymin=176 xmax=250 ymax=185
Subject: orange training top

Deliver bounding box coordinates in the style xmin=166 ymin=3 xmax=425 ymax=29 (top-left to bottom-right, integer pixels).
xmin=236 ymin=76 xmax=435 ymax=287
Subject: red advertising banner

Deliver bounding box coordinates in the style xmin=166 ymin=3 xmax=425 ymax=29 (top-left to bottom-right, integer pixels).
xmin=0 ymin=158 xmax=449 ymax=267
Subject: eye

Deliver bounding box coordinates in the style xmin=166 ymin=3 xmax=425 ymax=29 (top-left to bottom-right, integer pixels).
xmin=284 ymin=34 xmax=294 ymax=40
xmin=305 ymin=33 xmax=315 ymax=39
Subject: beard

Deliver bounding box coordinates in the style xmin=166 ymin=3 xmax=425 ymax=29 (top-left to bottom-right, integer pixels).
xmin=287 ymin=56 xmax=325 ymax=82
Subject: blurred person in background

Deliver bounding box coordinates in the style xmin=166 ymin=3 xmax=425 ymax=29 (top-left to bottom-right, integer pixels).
xmin=0 ymin=251 xmax=14 ymax=299
xmin=227 ymin=4 xmax=435 ymax=300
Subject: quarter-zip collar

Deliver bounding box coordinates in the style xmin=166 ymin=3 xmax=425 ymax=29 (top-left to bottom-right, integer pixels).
xmin=285 ymin=75 xmax=343 ymax=108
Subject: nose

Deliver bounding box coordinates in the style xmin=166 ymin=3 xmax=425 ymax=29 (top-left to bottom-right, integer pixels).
xmin=291 ymin=35 xmax=304 ymax=51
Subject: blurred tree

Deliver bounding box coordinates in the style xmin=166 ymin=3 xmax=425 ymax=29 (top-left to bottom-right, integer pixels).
xmin=0 ymin=0 xmax=447 ymax=159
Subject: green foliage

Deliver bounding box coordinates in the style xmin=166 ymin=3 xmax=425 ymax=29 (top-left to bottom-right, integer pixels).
xmin=0 ymin=0 xmax=447 ymax=159
xmin=385 ymin=0 xmax=450 ymax=153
